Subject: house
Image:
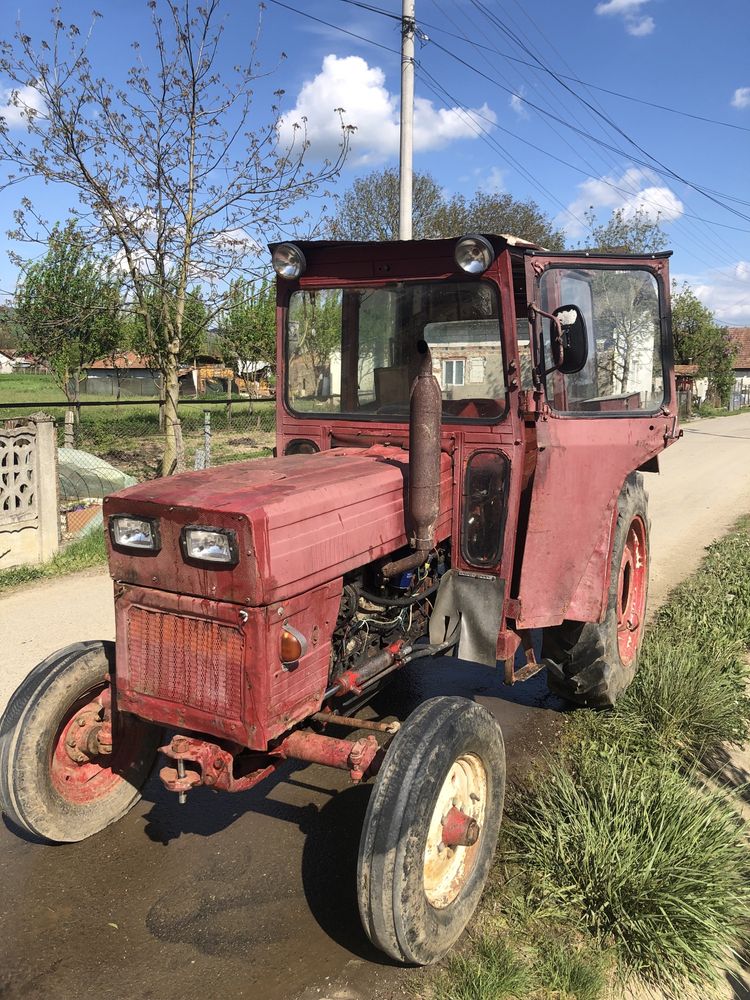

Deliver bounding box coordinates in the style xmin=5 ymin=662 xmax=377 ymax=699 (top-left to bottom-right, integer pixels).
xmin=729 ymin=327 xmax=750 ymax=382
xmin=0 ymin=349 xmax=15 ymax=374
xmin=728 ymin=327 xmax=750 ymax=409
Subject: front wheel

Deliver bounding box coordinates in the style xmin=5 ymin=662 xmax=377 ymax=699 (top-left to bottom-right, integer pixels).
xmin=0 ymin=640 xmax=161 ymax=843
xmin=357 ymin=696 xmax=505 ymax=965
xmin=543 ymin=472 xmax=650 ymax=707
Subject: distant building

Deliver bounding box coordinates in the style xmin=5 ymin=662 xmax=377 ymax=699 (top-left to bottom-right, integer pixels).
xmin=728 ymin=327 xmax=750 ymax=409
xmin=84 ymin=352 xmax=193 ymax=397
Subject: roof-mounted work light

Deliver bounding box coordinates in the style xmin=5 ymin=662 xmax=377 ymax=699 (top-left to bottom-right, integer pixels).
xmin=272 ymin=243 xmax=307 ymax=279
xmin=454 ymin=235 xmax=494 ymax=274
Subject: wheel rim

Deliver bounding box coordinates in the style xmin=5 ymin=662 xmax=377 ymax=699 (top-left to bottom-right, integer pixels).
xmin=423 ymin=753 xmax=487 ymax=909
xmin=50 ymin=677 xmax=143 ymax=805
xmin=617 ymin=515 xmax=648 ymax=666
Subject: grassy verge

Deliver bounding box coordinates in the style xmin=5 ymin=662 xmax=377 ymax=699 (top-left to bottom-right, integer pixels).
xmin=0 ymin=526 xmax=107 ymax=594
xmin=426 ymin=517 xmax=750 ymax=1000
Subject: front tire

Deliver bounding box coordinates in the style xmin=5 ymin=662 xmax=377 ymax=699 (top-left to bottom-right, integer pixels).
xmin=0 ymin=640 xmax=161 ymax=843
xmin=357 ymin=696 xmax=505 ymax=965
xmin=543 ymin=473 xmax=649 ymax=707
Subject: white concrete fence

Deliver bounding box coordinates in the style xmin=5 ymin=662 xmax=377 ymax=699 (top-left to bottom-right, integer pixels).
xmin=0 ymin=415 xmax=59 ymax=571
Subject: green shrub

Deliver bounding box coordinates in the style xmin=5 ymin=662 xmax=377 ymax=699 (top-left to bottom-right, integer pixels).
xmin=510 ymin=745 xmax=750 ymax=991
xmin=618 ymin=632 xmax=750 ymax=763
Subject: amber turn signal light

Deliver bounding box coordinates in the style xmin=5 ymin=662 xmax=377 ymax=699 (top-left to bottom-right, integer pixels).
xmin=280 ymin=625 xmax=308 ymax=664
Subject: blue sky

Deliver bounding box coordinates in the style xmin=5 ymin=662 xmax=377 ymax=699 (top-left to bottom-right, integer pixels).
xmin=1 ymin=0 xmax=749 ymax=323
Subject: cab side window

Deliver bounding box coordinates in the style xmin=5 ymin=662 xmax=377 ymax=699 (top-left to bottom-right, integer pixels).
xmin=539 ymin=267 xmax=664 ymax=413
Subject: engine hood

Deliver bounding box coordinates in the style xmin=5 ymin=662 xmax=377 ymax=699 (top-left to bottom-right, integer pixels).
xmin=105 ymin=446 xmax=453 ymax=606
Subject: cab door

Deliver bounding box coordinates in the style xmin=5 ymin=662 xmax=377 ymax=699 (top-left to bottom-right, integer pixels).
xmin=514 ymin=251 xmax=677 ymax=630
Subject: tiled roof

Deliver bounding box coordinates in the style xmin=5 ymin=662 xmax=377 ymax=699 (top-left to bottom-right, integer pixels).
xmin=728 ymin=327 xmax=750 ymax=369
xmin=88 ymin=351 xmax=154 ymax=370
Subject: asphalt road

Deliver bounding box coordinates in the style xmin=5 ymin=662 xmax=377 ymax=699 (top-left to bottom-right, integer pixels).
xmin=1 ymin=410 xmax=749 ymax=1000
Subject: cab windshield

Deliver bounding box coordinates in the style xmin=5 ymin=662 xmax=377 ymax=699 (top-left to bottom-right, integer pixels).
xmin=285 ymin=281 xmax=505 ymax=420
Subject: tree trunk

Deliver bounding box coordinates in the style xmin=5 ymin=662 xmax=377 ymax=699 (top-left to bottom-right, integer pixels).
xmin=161 ymin=346 xmax=184 ymax=476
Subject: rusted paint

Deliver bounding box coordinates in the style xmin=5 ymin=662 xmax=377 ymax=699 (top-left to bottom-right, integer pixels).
xmin=273 ymin=730 xmax=381 ymax=783
xmin=441 ymin=806 xmax=480 ymax=848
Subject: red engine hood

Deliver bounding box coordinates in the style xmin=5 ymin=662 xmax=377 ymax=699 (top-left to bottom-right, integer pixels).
xmin=105 ymin=446 xmax=454 ymax=606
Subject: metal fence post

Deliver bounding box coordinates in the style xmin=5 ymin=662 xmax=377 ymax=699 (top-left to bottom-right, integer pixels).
xmin=204 ymin=409 xmax=212 ymax=468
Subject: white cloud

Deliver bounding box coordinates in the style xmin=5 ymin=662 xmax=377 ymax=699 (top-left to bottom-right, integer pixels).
xmin=675 ymin=263 xmax=750 ymax=325
xmin=278 ymin=55 xmax=496 ymax=166
xmin=595 ymin=0 xmax=649 ymax=13
xmin=0 ymin=83 xmax=46 ymax=129
xmin=626 ymin=16 xmax=655 ymax=36
xmin=595 ymin=0 xmax=655 ymax=35
xmin=509 ymin=90 xmax=527 ymax=118
xmin=482 ymin=166 xmax=506 ymax=193
xmin=563 ymin=166 xmax=684 ymax=237
xmin=731 ymin=87 xmax=750 ymax=110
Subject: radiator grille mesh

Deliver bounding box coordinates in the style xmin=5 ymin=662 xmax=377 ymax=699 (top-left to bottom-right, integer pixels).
xmin=127 ymin=606 xmax=244 ymax=720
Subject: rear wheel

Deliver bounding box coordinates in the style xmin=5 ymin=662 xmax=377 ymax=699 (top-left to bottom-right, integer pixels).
xmin=357 ymin=696 xmax=505 ymax=964
xmin=542 ymin=473 xmax=649 ymax=707
xmin=0 ymin=641 xmax=161 ymax=842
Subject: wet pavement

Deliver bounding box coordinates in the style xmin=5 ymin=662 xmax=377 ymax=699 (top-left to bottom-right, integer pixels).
xmin=0 ymin=655 xmax=565 ymax=1000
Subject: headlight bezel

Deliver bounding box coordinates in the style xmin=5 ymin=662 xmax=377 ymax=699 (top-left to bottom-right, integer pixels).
xmin=109 ymin=514 xmax=161 ymax=554
xmin=180 ymin=524 xmax=240 ymax=567
xmin=454 ymin=234 xmax=495 ymax=275
xmin=272 ymin=242 xmax=307 ymax=280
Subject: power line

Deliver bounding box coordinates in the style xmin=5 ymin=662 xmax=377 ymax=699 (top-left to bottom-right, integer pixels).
xmin=333 ymin=0 xmax=750 ymax=135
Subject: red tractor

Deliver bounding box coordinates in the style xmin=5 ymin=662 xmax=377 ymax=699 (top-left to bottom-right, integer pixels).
xmin=1 ymin=234 xmax=679 ymax=964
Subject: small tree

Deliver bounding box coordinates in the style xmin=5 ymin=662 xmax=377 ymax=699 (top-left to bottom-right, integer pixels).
xmin=217 ymin=278 xmax=276 ymax=383
xmin=1 ymin=2 xmax=350 ymax=473
xmin=15 ymin=220 xmax=122 ymax=401
xmin=672 ymin=283 xmax=737 ymax=406
xmin=328 ymin=167 xmax=565 ymax=248
xmin=584 ymin=206 xmax=667 ymax=254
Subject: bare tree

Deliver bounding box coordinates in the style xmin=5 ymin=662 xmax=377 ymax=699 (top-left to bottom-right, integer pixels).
xmin=0 ymin=2 xmax=351 ymax=473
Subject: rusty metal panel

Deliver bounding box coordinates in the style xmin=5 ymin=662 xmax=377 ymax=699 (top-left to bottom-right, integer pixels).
xmin=515 ymin=413 xmax=671 ymax=629
xmin=105 ymin=446 xmax=452 ymax=608
xmin=126 ymin=605 xmax=244 ymax=721
xmin=114 ymin=579 xmax=342 ymax=751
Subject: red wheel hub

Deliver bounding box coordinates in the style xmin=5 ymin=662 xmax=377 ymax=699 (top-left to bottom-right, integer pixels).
xmin=50 ymin=678 xmax=142 ymax=804
xmin=616 ymin=516 xmax=648 ymax=666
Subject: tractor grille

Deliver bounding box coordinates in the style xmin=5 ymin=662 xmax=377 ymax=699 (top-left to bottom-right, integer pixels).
xmin=126 ymin=606 xmax=244 ymax=720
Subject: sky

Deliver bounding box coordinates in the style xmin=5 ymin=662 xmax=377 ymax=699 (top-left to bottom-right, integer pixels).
xmin=0 ymin=0 xmax=749 ymax=324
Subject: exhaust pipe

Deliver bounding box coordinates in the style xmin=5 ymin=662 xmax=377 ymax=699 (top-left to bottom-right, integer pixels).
xmin=382 ymin=340 xmax=442 ymax=578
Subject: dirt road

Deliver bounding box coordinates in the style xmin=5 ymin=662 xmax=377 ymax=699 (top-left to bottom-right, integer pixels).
xmin=1 ymin=410 xmax=749 ymax=1000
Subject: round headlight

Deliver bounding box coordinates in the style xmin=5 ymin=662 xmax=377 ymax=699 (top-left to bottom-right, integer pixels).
xmin=454 ymin=235 xmax=494 ymax=274
xmin=272 ymin=242 xmax=306 ymax=279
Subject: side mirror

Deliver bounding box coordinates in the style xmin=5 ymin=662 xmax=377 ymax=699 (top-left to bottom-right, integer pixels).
xmin=553 ymin=304 xmax=588 ymax=375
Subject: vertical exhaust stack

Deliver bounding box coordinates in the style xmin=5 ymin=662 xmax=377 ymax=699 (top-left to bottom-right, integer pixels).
xmin=383 ymin=340 xmax=442 ymax=578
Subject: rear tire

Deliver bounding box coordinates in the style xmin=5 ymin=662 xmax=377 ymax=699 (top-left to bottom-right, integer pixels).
xmin=542 ymin=473 xmax=649 ymax=708
xmin=357 ymin=696 xmax=505 ymax=965
xmin=0 ymin=640 xmax=161 ymax=843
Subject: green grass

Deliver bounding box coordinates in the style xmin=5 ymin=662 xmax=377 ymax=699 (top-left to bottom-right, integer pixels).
xmin=430 ymin=938 xmax=533 ymax=1000
xmin=1 ymin=373 xmax=277 ymax=479
xmin=428 ymin=517 xmax=750 ymax=1000
xmin=511 ymin=749 xmax=750 ymax=991
xmin=0 ymin=525 xmax=107 ymax=593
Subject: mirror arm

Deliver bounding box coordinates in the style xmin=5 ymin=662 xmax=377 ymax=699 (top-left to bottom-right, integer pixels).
xmin=527 ymin=302 xmax=565 ymax=372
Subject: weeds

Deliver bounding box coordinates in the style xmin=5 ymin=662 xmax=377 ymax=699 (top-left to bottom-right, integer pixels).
xmin=511 ymin=748 xmax=750 ymax=990
xmin=430 ymin=938 xmax=532 ymax=1000
xmin=0 ymin=526 xmax=107 ymax=593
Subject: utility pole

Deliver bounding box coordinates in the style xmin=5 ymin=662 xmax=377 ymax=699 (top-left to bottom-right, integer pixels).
xmin=399 ymin=0 xmax=415 ymax=241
